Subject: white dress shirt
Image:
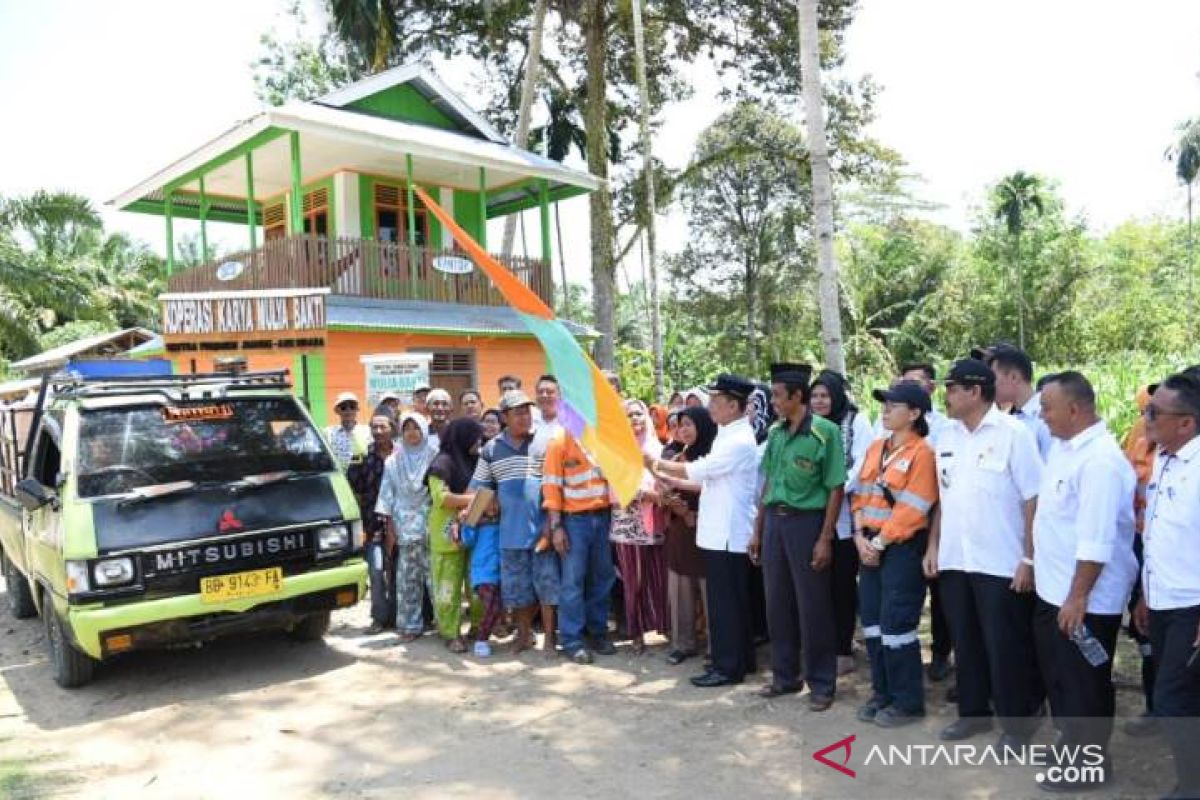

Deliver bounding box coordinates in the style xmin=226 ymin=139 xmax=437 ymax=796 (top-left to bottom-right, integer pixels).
xmin=1032 ymin=420 xmax=1138 ymax=614
xmin=1143 ymin=435 xmax=1200 ymax=610
xmin=1012 ymin=392 xmax=1053 ymax=460
xmin=686 ymin=416 xmax=761 ymax=553
xmin=836 ymin=411 xmax=875 ymax=539
xmin=936 ymin=406 xmax=1042 ymax=579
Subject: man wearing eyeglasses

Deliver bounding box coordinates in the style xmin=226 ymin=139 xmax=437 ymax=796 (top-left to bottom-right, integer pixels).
xmin=326 ymin=391 xmax=371 ymax=469
xmin=1133 ymin=372 xmax=1200 ymax=800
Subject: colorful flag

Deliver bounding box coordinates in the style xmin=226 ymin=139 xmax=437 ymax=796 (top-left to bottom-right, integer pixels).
xmin=413 ymin=187 xmax=643 ymax=504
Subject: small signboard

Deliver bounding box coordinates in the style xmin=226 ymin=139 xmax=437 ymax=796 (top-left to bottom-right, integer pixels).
xmin=432 ymin=255 xmax=474 ymax=275
xmin=361 ymin=353 xmax=433 ymax=410
xmin=160 ymin=289 xmax=327 ymax=353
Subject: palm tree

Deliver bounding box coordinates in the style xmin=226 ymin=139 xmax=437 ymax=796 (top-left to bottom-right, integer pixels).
xmin=329 ymin=0 xmax=398 ymax=73
xmin=797 ymin=0 xmax=846 ymax=373
xmin=1166 ymin=119 xmax=1200 ymax=327
xmin=629 ymin=0 xmax=664 ymax=400
xmin=992 ymin=171 xmax=1046 ymax=350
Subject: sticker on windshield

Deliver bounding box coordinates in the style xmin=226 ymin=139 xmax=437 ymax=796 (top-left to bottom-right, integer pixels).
xmin=162 ymin=404 xmax=235 ymax=423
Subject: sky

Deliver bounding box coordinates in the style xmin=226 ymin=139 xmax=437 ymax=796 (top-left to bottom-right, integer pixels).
xmin=2 ymin=0 xmax=1199 ymax=290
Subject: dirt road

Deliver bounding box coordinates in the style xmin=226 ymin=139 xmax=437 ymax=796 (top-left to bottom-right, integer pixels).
xmin=0 ymin=582 xmax=1175 ymax=799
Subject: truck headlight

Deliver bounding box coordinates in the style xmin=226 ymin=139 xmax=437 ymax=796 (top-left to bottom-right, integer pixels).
xmin=65 ymin=560 xmax=91 ymax=593
xmin=93 ymin=557 xmax=135 ymax=587
xmin=317 ymin=525 xmax=349 ymax=552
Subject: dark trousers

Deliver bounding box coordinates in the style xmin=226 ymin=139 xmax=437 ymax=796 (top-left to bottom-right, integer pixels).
xmin=763 ymin=509 xmax=837 ymax=696
xmin=1150 ymin=604 xmax=1200 ymax=797
xmin=928 ymin=575 xmax=953 ymax=659
xmin=859 ymin=532 xmax=927 ymax=714
xmin=832 ymin=537 xmax=859 ymax=657
xmin=367 ymin=539 xmax=396 ymax=627
xmin=1033 ymin=598 xmax=1120 ymax=757
xmin=703 ymin=548 xmax=756 ymax=681
xmin=941 ymin=570 xmax=1040 ymax=735
xmin=1129 ymin=536 xmax=1158 ymax=711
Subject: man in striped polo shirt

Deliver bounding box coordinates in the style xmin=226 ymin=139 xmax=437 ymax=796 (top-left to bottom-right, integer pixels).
xmin=544 ymin=430 xmax=617 ymax=664
xmin=470 ymin=390 xmax=561 ymax=654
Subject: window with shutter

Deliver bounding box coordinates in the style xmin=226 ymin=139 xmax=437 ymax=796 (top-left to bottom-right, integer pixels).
xmin=263 ymin=202 xmax=286 ymax=240
xmin=302 ymin=188 xmax=329 ymax=237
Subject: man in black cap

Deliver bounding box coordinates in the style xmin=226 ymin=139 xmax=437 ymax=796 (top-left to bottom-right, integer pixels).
xmin=649 ymin=374 xmax=762 ymax=687
xmin=925 ymin=358 xmax=1044 ymax=747
xmin=750 ymin=363 xmax=847 ymax=709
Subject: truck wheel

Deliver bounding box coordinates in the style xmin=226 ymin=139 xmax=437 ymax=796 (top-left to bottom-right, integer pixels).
xmin=43 ymin=603 xmax=95 ymax=688
xmin=288 ymin=611 xmax=331 ymax=642
xmin=3 ymin=552 xmax=36 ymax=619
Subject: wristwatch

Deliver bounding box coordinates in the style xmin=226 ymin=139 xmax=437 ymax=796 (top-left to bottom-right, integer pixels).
xmin=869 ymin=536 xmax=888 ymax=552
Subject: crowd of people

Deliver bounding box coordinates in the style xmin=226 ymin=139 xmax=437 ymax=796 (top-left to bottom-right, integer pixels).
xmin=325 ymin=349 xmax=1200 ymax=798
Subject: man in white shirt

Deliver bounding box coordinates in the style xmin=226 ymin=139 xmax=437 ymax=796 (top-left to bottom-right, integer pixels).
xmin=875 ymin=363 xmax=954 ymax=682
xmin=1032 ymin=371 xmax=1137 ymax=792
xmin=925 ymin=359 xmax=1043 ymax=747
xmin=649 ymin=374 xmax=761 ymax=687
xmin=987 ymin=345 xmax=1053 ymax=460
xmin=529 ymin=374 xmax=564 ymax=460
xmin=1133 ymin=372 xmax=1200 ymax=800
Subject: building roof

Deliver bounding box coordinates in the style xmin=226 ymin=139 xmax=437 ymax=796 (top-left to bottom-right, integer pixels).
xmin=316 ymin=63 xmax=507 ymax=144
xmin=12 ymin=328 xmax=158 ymax=374
xmin=109 ymin=64 xmax=600 ymax=217
xmin=327 ymin=295 xmax=597 ymax=339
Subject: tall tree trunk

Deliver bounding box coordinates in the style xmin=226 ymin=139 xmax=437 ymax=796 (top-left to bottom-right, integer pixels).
xmin=798 ymin=0 xmax=845 ymax=374
xmin=630 ymin=0 xmax=664 ymax=401
xmin=584 ymin=0 xmax=616 ymax=368
xmin=501 ymin=0 xmax=547 ymax=258
xmin=1015 ymin=231 xmax=1025 ymax=350
xmin=1188 ymin=183 xmax=1194 ymax=334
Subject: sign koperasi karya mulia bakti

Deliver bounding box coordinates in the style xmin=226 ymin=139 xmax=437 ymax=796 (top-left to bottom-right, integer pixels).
xmin=160 ymin=289 xmax=328 ymax=352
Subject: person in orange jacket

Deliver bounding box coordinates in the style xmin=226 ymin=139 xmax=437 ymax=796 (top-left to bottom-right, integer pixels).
xmin=851 ymin=381 xmax=940 ymax=728
xmin=1122 ymin=384 xmax=1159 ymax=736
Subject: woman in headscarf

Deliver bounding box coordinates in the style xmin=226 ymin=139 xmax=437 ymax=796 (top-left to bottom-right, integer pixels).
xmin=683 ymin=388 xmax=709 ymax=408
xmin=811 ymin=369 xmax=876 ymax=675
xmin=648 ymin=403 xmax=671 ymax=444
xmin=426 ymin=417 xmax=485 ymax=653
xmin=656 ymin=406 xmax=718 ymax=665
xmin=611 ymin=399 xmax=669 ymax=654
xmin=667 ymin=391 xmax=685 ymax=411
xmin=376 ymin=413 xmax=437 ymax=642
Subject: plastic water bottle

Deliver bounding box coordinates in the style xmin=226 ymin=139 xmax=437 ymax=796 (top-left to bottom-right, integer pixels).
xmin=1071 ymin=625 xmax=1109 ymax=667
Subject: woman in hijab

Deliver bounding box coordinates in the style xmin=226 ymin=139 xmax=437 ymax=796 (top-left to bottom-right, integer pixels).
xmin=425 ymin=417 xmax=485 ymax=653
xmin=811 ymin=369 xmax=876 ymax=675
xmin=611 ymin=399 xmax=669 ymax=654
xmin=376 ymin=413 xmax=438 ymax=642
xmin=648 ymin=403 xmax=671 ymax=444
xmin=656 ymin=406 xmax=718 ymax=665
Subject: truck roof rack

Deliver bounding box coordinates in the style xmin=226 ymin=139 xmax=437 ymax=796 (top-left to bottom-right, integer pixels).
xmin=50 ymin=370 xmax=293 ymax=400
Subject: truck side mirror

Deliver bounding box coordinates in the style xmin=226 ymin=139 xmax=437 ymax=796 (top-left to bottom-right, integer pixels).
xmin=15 ymin=477 xmax=55 ymax=512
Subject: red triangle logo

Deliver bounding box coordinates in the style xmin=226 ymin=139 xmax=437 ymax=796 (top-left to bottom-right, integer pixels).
xmin=218 ymin=509 xmax=244 ymax=532
xmin=813 ymin=734 xmax=856 ymax=778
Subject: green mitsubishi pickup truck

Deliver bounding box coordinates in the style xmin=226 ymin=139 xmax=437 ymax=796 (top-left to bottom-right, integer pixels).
xmin=0 ymin=370 xmax=366 ymax=687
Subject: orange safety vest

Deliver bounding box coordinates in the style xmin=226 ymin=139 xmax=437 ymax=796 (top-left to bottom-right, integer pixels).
xmin=542 ymin=431 xmax=611 ymax=514
xmin=1123 ymin=386 xmax=1156 ymax=535
xmin=852 ymin=435 xmax=939 ymax=544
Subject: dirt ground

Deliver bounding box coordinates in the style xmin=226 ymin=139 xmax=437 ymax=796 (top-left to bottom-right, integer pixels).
xmin=0 ymin=579 xmax=1178 ymax=800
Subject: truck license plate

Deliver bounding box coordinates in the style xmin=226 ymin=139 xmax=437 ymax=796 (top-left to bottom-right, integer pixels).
xmin=200 ymin=567 xmax=283 ymax=604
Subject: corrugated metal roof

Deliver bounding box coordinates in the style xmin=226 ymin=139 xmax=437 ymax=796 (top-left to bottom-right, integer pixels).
xmin=12 ymin=328 xmax=157 ymax=373
xmin=327 ymin=296 xmax=597 ymax=338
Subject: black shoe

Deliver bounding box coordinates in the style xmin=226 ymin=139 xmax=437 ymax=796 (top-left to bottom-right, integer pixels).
xmin=665 ymin=649 xmax=695 ymax=666
xmin=590 ymin=636 xmax=617 ymax=656
xmin=927 ymin=653 xmax=952 ymax=682
xmin=757 ymin=682 xmax=803 ymax=698
xmin=691 ymin=671 xmax=742 ymax=688
xmin=874 ymin=706 xmax=925 ymax=728
xmin=566 ymin=647 xmax=594 ymax=665
xmin=856 ymin=696 xmax=888 ymax=723
xmin=1123 ymin=711 xmax=1159 ymax=737
xmin=939 ymin=717 xmax=993 ymax=741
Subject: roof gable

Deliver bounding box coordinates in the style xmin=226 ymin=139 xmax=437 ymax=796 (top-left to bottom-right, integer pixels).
xmin=316 ymin=63 xmax=506 ymax=144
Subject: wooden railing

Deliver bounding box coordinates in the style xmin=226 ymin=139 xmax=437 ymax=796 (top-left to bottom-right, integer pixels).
xmin=166 ymin=235 xmax=553 ymax=307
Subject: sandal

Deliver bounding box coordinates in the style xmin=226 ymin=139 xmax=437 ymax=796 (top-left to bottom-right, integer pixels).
xmin=447 ymin=637 xmax=468 ymax=654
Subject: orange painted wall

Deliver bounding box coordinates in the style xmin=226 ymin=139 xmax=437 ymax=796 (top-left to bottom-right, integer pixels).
xmin=324 ymin=330 xmax=549 ymax=411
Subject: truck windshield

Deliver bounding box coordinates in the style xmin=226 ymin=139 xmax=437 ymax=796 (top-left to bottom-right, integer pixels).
xmin=77 ymin=397 xmax=335 ymax=498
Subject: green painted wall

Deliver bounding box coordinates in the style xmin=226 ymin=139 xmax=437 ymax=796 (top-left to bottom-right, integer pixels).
xmin=297 ymin=352 xmax=328 ymax=428
xmin=348 ymin=85 xmax=459 ymax=131
xmin=454 ymin=189 xmax=484 ymax=244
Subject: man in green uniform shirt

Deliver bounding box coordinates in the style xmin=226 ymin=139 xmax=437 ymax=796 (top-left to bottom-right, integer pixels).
xmin=749 ymin=362 xmax=847 ymax=710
